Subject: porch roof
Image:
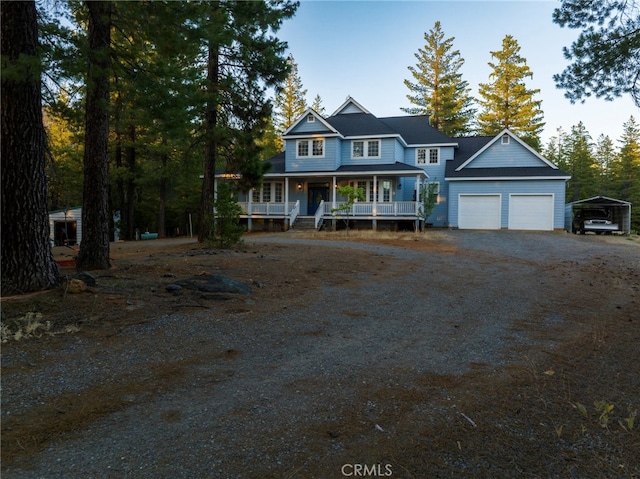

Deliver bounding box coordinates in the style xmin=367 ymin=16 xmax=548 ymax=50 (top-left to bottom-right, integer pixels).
xmin=262 ymin=159 xmax=427 ymax=179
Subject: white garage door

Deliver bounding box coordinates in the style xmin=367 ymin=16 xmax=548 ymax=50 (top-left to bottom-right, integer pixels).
xmin=458 ymin=194 xmax=501 ymax=229
xmin=508 ymin=194 xmax=554 ymax=230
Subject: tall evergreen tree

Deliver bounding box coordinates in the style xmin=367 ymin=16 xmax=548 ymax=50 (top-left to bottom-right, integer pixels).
xmin=561 ymin=122 xmax=599 ymax=202
xmin=594 ymin=134 xmax=616 ymax=196
xmin=311 ymin=94 xmax=325 ymax=117
xmin=1 ymin=0 xmax=61 ymax=295
xmin=612 ymin=116 xmax=640 ymax=229
xmin=553 ymin=0 xmax=640 ymax=107
xmin=402 ymin=21 xmax=475 ymax=136
xmin=478 ymin=35 xmax=544 ymax=149
xmin=274 ymin=54 xmax=307 ymax=134
xmin=76 ymin=0 xmax=112 ymax=271
xmin=197 ymin=1 xmax=298 ymax=242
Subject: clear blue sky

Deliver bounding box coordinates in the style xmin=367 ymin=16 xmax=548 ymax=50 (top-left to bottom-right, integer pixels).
xmin=277 ymin=0 xmax=638 ymax=146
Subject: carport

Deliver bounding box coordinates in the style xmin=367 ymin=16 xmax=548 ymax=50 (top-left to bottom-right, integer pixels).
xmin=565 ymin=196 xmax=632 ymax=235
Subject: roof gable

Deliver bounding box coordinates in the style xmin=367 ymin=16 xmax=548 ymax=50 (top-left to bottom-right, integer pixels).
xmin=283 ymin=108 xmax=339 ymax=137
xmin=456 ymin=130 xmax=557 ymax=171
xmin=331 ymin=96 xmax=371 ymax=116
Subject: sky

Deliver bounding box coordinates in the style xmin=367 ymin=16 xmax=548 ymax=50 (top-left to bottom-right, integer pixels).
xmin=276 ymin=0 xmax=639 ymax=147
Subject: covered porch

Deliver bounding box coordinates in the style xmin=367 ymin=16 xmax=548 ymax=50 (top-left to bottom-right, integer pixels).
xmin=223 ymin=163 xmax=429 ymax=232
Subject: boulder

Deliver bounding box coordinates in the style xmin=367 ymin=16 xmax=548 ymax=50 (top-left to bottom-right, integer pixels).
xmin=169 ymin=274 xmax=252 ymax=295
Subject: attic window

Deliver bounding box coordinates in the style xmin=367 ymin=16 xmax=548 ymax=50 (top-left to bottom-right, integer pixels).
xmin=501 ymin=134 xmax=510 ymax=145
xmin=307 ymin=114 xmax=315 ymax=123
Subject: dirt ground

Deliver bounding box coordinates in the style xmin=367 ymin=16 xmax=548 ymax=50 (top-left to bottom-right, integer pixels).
xmin=1 ymin=230 xmax=639 ymax=478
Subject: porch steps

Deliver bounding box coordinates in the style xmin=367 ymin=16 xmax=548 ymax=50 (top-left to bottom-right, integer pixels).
xmin=292 ymin=216 xmax=318 ymax=231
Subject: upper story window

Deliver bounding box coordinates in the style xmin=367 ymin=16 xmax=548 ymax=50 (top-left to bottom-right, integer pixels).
xmin=307 ymin=114 xmax=315 ymax=123
xmin=417 ymin=147 xmax=439 ymax=165
xmin=501 ymin=134 xmax=510 ymax=144
xmin=297 ymin=139 xmax=324 ymax=158
xmin=352 ymin=139 xmax=381 ymax=159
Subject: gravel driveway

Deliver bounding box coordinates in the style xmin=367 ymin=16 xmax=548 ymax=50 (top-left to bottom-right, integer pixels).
xmin=2 ymin=231 xmax=638 ymax=478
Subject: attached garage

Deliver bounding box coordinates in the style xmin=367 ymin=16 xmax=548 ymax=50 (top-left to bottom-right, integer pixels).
xmin=458 ymin=194 xmax=501 ymax=229
xmin=508 ymin=194 xmax=554 ymax=231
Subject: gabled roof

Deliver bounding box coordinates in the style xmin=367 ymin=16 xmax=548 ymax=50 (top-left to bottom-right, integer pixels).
xmin=282 ymin=108 xmax=340 ymax=138
xmin=455 ymin=129 xmax=557 ymax=171
xmin=568 ymin=195 xmax=632 ymax=206
xmin=445 ymin=131 xmax=570 ymax=181
xmin=331 ymin=96 xmax=371 ymax=116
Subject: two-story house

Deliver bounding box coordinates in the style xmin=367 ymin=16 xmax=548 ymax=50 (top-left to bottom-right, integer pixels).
xmin=220 ymin=97 xmax=570 ymax=231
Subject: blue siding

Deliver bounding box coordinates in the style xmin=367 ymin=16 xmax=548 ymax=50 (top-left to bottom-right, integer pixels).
xmin=341 ymin=138 xmax=398 ymax=166
xmin=285 ymin=137 xmax=338 ymax=172
xmin=289 ymin=117 xmax=333 ymax=134
xmin=448 ymin=180 xmax=567 ymax=229
xmin=466 ymin=140 xmax=547 ymax=168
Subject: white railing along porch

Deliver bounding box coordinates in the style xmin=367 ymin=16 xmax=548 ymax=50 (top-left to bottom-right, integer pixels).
xmin=327 ymin=201 xmax=418 ymax=217
xmin=239 ymin=201 xmax=418 ymax=218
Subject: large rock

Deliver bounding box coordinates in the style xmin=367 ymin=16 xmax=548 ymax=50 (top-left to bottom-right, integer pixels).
xmin=169 ymin=274 xmax=252 ymax=295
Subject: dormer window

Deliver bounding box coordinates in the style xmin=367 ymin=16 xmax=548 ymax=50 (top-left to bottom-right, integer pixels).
xmin=501 ymin=134 xmax=510 ymax=145
xmin=307 ymin=114 xmax=315 ymax=123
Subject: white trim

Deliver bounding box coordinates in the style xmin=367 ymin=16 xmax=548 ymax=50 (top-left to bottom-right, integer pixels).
xmin=295 ymin=138 xmax=325 ymax=159
xmin=445 ymin=176 xmax=571 ymax=181
xmin=330 ymin=96 xmax=371 ymax=116
xmin=352 ymin=139 xmax=381 ymax=159
xmin=283 ymin=108 xmax=339 ymax=136
xmin=455 ymin=129 xmax=558 ymax=171
xmin=262 ymin=170 xmax=429 ymax=179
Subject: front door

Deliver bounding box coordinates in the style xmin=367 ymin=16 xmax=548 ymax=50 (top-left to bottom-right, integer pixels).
xmin=307 ymin=183 xmax=329 ymax=215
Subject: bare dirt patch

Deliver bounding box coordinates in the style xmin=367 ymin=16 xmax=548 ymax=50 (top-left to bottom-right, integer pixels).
xmin=1 ymin=231 xmax=638 ymax=478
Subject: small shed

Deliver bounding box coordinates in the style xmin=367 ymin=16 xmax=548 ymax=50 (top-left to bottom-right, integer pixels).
xmin=565 ymin=196 xmax=632 ymax=235
xmin=49 ymin=206 xmax=82 ymax=246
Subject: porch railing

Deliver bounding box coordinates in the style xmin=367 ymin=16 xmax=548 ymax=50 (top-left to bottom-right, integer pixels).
xmin=239 ymin=201 xmax=418 ymax=218
xmin=327 ymin=201 xmax=418 ymax=216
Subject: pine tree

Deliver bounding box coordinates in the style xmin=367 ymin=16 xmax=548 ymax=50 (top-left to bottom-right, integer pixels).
xmin=402 ymin=21 xmax=475 ymax=136
xmin=611 ymin=116 xmax=640 ymax=229
xmin=478 ymin=35 xmax=545 ymax=149
xmin=1 ymin=0 xmax=61 ymax=294
xmin=274 ymin=54 xmax=307 ymax=134
xmin=311 ymin=94 xmax=326 ymax=117
xmin=76 ymin=0 xmax=112 ymax=271
xmin=594 ymin=134 xmax=616 ymax=196
xmin=562 ymin=122 xmax=599 ymax=202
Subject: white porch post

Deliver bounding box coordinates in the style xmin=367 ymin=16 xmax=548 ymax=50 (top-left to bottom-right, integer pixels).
xmin=415 ymin=174 xmax=421 ymax=231
xmin=284 ymin=177 xmax=290 ymax=230
xmin=332 ymin=176 xmax=337 ymax=231
xmin=372 ymin=175 xmax=377 ymax=230
xmin=247 ymin=186 xmax=253 ymax=232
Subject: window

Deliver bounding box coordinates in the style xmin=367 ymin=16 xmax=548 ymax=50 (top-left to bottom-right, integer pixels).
xmin=382 ymin=181 xmax=391 ymax=202
xmin=252 ymin=182 xmax=283 ymax=202
xmin=312 ymin=139 xmax=323 ymax=156
xmin=353 ymin=141 xmax=364 ymax=158
xmin=297 ymin=141 xmax=309 ymax=157
xmin=425 ymin=181 xmax=440 ymax=204
xmin=429 ymin=148 xmax=439 ymax=164
xmin=417 ymin=147 xmax=439 ymax=165
xmin=262 ymin=183 xmax=271 ymax=203
xmin=501 ymin=134 xmax=510 ymax=145
xmin=307 ymin=114 xmax=315 ymax=123
xmin=352 ymin=139 xmax=380 ymax=159
xmin=296 ymin=139 xmax=324 ymax=158
xmin=274 ymin=183 xmax=283 ymax=203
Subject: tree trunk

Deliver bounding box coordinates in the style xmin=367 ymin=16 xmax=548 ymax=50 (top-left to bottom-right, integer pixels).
xmin=198 ymin=42 xmax=219 ymax=242
xmin=1 ymin=1 xmax=61 ymax=295
xmin=158 ymin=145 xmax=168 ymax=238
xmin=76 ymin=1 xmax=112 ymax=270
xmin=125 ymin=125 xmax=136 ymax=240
